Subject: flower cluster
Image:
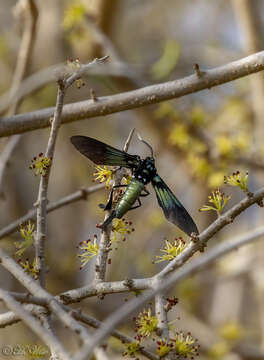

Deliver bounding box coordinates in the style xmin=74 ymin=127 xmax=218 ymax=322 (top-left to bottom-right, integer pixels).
xmin=18 ymin=258 xmax=39 ymax=279
xmin=224 ymin=171 xmax=249 ymax=193
xmin=111 ymin=218 xmax=134 ymax=243
xmin=77 ymin=235 xmax=98 ymax=269
xmin=29 ymin=153 xmax=51 ymax=176
xmin=156 ymin=339 xmax=173 ymax=357
xmin=155 ymin=238 xmax=186 ymax=263
xmin=135 ymin=308 xmax=158 ymax=338
xmin=200 ymin=189 xmax=231 ymax=214
xmin=15 ymin=221 xmax=35 ymax=256
xmin=122 ymin=308 xmax=200 ymax=359
xmin=172 ymin=332 xmax=199 ymax=358
xmin=122 ymin=341 xmax=141 ymax=358
xmin=93 ymin=165 xmax=113 ymax=188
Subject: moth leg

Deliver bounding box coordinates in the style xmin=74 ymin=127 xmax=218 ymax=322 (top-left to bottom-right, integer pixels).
xmin=104 ymin=184 xmax=128 ymax=210
xmin=128 ymin=198 xmax=142 ymax=211
xmin=140 ymin=188 xmax=150 ymax=197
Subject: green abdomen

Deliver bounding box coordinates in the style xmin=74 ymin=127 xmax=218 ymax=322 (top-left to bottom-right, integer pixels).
xmin=115 ymin=179 xmax=144 ymax=218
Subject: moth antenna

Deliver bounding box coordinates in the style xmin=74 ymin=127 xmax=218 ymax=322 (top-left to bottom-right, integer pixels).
xmin=137 ymin=133 xmax=154 ymax=157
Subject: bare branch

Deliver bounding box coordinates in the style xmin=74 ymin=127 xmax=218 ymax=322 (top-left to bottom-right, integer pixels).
xmin=0 ymin=183 xmax=105 ymax=240
xmin=2 ymin=51 xmax=264 ymax=137
xmin=0 ymin=247 xmax=91 ymax=345
xmin=94 ymin=129 xmax=135 ymax=283
xmin=0 ymin=289 xmax=70 ymax=360
xmin=34 ymin=82 xmax=65 ymax=287
xmin=155 ymin=293 xmax=169 ymax=339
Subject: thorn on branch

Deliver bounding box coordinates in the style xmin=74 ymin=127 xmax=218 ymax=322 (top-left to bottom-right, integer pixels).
xmin=190 ymin=232 xmax=199 ymax=243
xmin=193 ymin=63 xmax=204 ymax=78
xmin=90 ymin=88 xmax=98 ymax=102
xmin=80 ymin=187 xmax=88 ymax=200
xmin=198 ymin=241 xmax=207 ymax=253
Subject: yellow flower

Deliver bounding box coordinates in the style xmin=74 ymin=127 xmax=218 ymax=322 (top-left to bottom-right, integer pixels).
xmin=224 ymin=170 xmax=249 ymax=193
xmin=18 ymin=258 xmax=39 ymax=279
xmin=111 ymin=218 xmax=134 ymax=243
xmin=187 ymin=153 xmax=211 ymax=178
xmin=123 ymin=341 xmax=141 ymax=358
xmin=15 ymin=221 xmax=35 ymax=256
xmin=93 ymin=165 xmax=113 ymax=188
xmin=62 ymin=0 xmax=86 ymax=29
xmin=200 ymin=189 xmax=230 ymax=213
xmin=29 ymin=153 xmax=51 ymax=176
xmin=219 ymin=322 xmax=244 ymax=343
xmin=136 ymin=308 xmax=158 ymax=337
xmin=155 ymin=238 xmax=186 ymax=263
xmin=156 ymin=339 xmax=172 ymax=357
xmin=216 ymin=135 xmax=233 ymax=157
xmin=78 ymin=235 xmax=98 ymax=269
xmin=168 ymin=123 xmax=190 ymax=150
xmin=173 ymin=332 xmax=199 ymax=358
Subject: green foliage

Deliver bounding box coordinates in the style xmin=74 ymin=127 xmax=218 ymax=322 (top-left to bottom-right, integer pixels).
xmin=200 ymin=189 xmax=231 ymax=214
xmin=15 ymin=221 xmax=35 ymax=256
xmin=151 ymin=40 xmax=180 ymax=80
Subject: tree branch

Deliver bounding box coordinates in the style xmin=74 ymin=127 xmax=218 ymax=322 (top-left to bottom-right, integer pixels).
xmin=0 ymin=289 xmax=70 ymax=360
xmin=73 ymin=189 xmax=264 ymax=358
xmin=2 ymin=51 xmax=264 ymax=137
xmin=0 ymin=183 xmax=105 ymax=241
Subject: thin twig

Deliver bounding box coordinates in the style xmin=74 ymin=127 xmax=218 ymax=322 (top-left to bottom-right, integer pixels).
xmin=94 ymin=129 xmax=135 ymax=283
xmin=0 ymin=247 xmax=91 ymax=344
xmin=34 ymin=81 xmax=65 ymax=287
xmin=0 ymin=182 xmax=105 ymax=240
xmin=0 ymin=289 xmax=70 ymax=360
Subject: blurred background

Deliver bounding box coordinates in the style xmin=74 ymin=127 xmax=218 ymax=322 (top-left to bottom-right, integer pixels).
xmin=1 ymin=0 xmax=264 ymax=358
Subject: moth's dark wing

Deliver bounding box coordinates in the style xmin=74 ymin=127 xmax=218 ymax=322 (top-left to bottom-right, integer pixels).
xmin=152 ymin=175 xmax=199 ymax=236
xmin=70 ymin=136 xmax=140 ymax=168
